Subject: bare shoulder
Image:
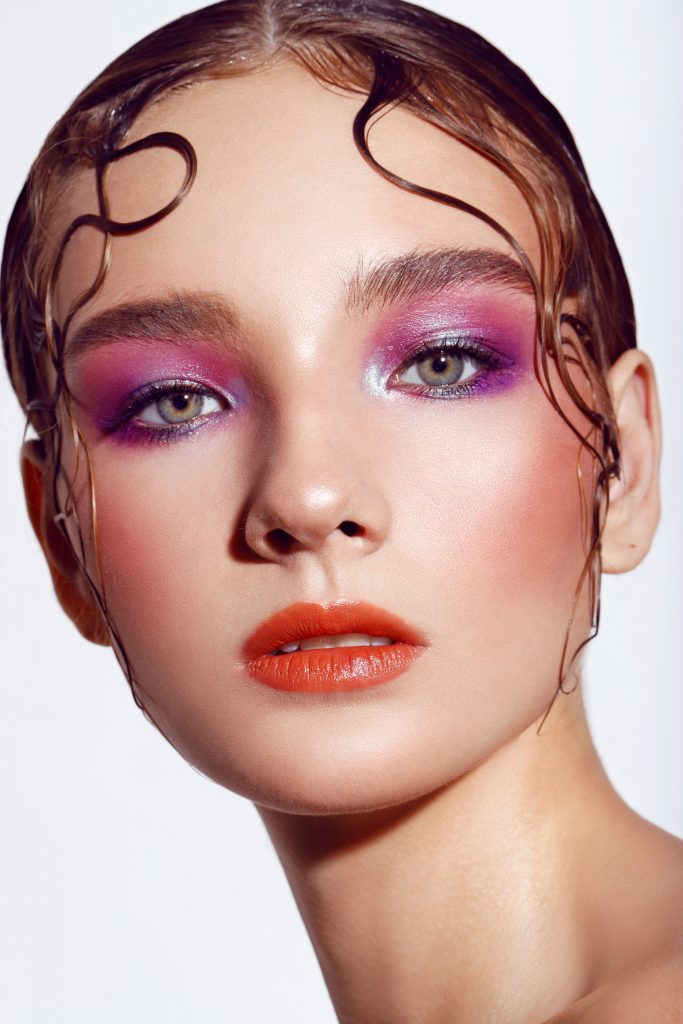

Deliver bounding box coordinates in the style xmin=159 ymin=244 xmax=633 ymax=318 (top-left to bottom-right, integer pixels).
xmin=545 ymin=951 xmax=683 ymax=1024
xmin=543 ymin=814 xmax=683 ymax=1023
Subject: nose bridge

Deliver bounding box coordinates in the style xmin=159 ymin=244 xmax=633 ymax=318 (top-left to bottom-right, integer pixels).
xmin=268 ymin=407 xmax=347 ymax=527
xmin=243 ymin=393 xmax=389 ymax=559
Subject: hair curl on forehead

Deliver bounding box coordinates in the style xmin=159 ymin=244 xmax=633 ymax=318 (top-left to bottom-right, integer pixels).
xmin=0 ymin=0 xmax=634 ymax=720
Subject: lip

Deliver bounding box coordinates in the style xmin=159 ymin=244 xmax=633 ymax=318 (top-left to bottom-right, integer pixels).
xmin=242 ymin=601 xmax=428 ymax=693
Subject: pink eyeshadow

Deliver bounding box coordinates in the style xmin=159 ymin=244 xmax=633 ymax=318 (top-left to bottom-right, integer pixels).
xmin=66 ymin=339 xmax=248 ymax=431
xmin=365 ymin=286 xmax=537 ymax=376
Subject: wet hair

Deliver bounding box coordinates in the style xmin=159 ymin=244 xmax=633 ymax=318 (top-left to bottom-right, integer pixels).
xmin=0 ymin=0 xmax=633 ymax=719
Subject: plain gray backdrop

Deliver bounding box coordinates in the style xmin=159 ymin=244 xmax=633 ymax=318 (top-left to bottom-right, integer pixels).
xmin=1 ymin=1 xmax=681 ymax=1021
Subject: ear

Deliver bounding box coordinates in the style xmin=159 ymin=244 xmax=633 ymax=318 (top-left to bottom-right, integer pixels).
xmin=21 ymin=439 xmax=110 ymax=645
xmin=601 ymin=349 xmax=661 ymax=573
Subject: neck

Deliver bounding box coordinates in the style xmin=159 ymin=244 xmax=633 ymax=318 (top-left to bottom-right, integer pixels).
xmin=257 ymin=690 xmax=627 ymax=1023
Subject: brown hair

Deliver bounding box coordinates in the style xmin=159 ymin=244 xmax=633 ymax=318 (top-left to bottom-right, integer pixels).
xmin=0 ymin=0 xmax=633 ymax=715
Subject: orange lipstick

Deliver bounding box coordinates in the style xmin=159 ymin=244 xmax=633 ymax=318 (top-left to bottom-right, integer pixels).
xmin=242 ymin=601 xmax=427 ymax=693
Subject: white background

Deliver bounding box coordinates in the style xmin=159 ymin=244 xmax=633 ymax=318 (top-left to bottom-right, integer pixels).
xmin=0 ymin=1 xmax=681 ymax=1021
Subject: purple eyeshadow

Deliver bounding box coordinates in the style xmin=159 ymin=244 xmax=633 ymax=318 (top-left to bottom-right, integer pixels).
xmin=363 ymin=287 xmax=536 ymax=398
xmin=67 ymin=340 xmax=247 ymax=440
xmin=67 ymin=284 xmax=537 ymax=448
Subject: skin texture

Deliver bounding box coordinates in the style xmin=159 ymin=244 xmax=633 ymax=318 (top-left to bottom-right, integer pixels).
xmin=21 ymin=63 xmax=683 ymax=1020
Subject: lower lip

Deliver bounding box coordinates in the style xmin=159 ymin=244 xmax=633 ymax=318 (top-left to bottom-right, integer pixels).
xmin=245 ymin=643 xmax=424 ymax=693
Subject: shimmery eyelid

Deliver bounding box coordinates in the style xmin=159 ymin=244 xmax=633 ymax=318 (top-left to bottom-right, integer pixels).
xmin=364 ymin=288 xmax=535 ymax=363
xmin=373 ymin=318 xmax=526 ymax=369
xmin=66 ymin=341 xmax=248 ymax=428
xmin=362 ymin=289 xmax=536 ymax=398
xmin=394 ymin=333 xmax=511 ymax=368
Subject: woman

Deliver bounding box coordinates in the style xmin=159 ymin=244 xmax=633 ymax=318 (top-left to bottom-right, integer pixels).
xmin=2 ymin=0 xmax=682 ymax=1019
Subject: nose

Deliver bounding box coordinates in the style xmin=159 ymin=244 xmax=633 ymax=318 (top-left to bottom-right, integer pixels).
xmin=241 ymin=411 xmax=390 ymax=563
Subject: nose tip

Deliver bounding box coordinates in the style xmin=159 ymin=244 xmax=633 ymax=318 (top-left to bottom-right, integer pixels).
xmin=241 ymin=466 xmax=389 ymax=563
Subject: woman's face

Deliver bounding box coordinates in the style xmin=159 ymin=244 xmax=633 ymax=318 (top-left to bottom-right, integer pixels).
xmin=55 ymin=63 xmax=591 ymax=813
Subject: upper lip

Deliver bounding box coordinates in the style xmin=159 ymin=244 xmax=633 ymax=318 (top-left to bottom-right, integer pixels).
xmin=242 ymin=601 xmax=428 ymax=659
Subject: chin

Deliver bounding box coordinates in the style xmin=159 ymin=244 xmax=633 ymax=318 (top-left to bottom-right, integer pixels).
xmin=180 ymin=722 xmax=471 ymax=818
xmin=247 ymin=773 xmax=441 ymax=818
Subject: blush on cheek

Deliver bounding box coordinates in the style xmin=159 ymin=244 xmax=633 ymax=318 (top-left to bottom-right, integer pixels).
xmin=506 ymin=418 xmax=582 ymax=544
xmin=86 ymin=439 xmax=240 ymax=652
xmin=487 ymin=434 xmax=585 ymax=600
xmin=408 ymin=393 xmax=590 ymax=647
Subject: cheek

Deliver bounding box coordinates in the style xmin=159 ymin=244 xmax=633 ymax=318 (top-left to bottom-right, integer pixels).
xmin=86 ymin=435 xmax=245 ymax=650
xmin=468 ymin=425 xmax=583 ymax=601
xmin=389 ymin=389 xmax=589 ymax=708
xmin=401 ymin=394 xmax=585 ymax=593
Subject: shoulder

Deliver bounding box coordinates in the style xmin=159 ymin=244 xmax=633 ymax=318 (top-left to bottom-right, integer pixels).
xmin=545 ymin=951 xmax=683 ymax=1023
xmin=546 ymin=816 xmax=683 ymax=1023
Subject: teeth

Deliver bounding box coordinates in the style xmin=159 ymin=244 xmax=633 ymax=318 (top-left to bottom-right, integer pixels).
xmin=270 ymin=634 xmax=395 ymax=655
xmin=278 ymin=641 xmax=300 ymax=654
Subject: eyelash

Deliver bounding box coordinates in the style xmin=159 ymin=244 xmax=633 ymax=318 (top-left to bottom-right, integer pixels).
xmin=389 ymin=335 xmax=508 ymax=398
xmin=103 ymin=379 xmax=231 ymax=444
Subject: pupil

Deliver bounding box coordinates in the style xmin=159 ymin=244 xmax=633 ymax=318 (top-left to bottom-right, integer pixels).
xmin=173 ymin=394 xmax=191 ymax=410
xmin=432 ymin=355 xmax=449 ymax=374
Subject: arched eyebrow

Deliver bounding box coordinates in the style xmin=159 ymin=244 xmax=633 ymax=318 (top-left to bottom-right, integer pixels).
xmin=64 ymin=246 xmax=533 ymax=362
xmin=64 ymin=292 xmax=247 ymax=363
xmin=343 ymin=246 xmax=533 ymax=315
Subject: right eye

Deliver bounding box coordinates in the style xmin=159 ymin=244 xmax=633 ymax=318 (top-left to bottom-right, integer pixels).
xmin=394 ymin=345 xmax=484 ymax=392
xmin=137 ymin=387 xmax=226 ymax=425
xmin=105 ymin=379 xmax=233 ymax=443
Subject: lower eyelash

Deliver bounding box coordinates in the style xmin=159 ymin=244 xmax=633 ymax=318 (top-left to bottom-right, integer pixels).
xmin=110 ymin=417 xmax=212 ymax=446
xmin=406 ymin=378 xmax=482 ymax=399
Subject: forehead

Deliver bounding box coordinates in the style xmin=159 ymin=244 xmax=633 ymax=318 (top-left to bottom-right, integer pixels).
xmin=54 ymin=62 xmax=539 ymax=336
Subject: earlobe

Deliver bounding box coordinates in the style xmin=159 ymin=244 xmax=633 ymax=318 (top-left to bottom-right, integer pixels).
xmin=20 ymin=439 xmax=110 ymax=646
xmin=601 ymin=350 xmax=662 ymax=574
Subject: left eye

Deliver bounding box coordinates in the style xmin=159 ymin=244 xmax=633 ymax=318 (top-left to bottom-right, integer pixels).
xmin=137 ymin=388 xmax=226 ymax=425
xmin=396 ymin=346 xmax=482 ymax=389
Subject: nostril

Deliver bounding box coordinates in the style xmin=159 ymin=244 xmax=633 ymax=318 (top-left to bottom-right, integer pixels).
xmin=338 ymin=520 xmax=363 ymax=537
xmin=267 ymin=528 xmax=297 ymax=554
xmin=263 ymin=521 xmax=364 ymax=554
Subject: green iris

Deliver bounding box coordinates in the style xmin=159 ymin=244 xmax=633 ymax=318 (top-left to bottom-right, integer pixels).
xmin=156 ymin=391 xmax=206 ymax=424
xmin=415 ymin=351 xmax=464 ymax=386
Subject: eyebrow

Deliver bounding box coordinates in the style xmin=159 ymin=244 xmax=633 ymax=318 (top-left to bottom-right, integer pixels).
xmin=64 ymin=247 xmax=533 ymax=361
xmin=64 ymin=292 xmax=244 ymax=363
xmin=343 ymin=246 xmax=533 ymax=315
